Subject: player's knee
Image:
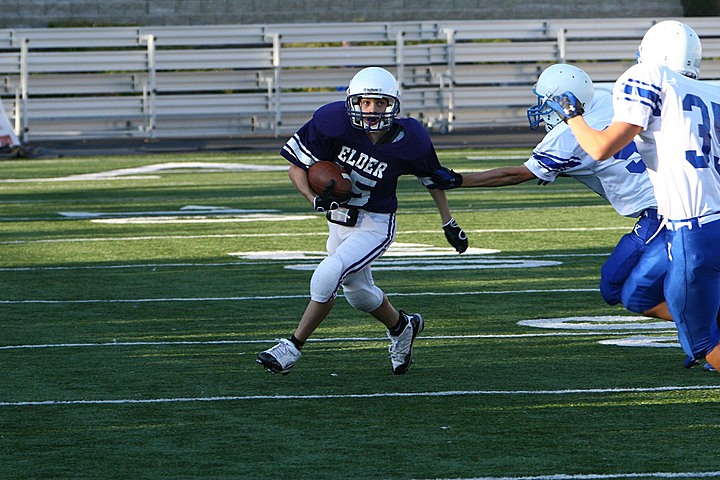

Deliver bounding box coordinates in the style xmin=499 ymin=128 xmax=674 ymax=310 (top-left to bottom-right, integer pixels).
xmin=621 ymin=288 xmax=661 ymax=314
xmin=599 ymin=279 xmax=622 ymax=306
xmin=310 ymin=256 xmax=345 ymax=303
xmin=343 ymin=285 xmax=383 ymax=312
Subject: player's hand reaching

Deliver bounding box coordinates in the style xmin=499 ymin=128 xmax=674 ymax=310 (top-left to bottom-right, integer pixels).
xmin=443 ymin=218 xmax=468 ymax=253
xmin=546 ymin=92 xmax=584 ymax=122
xmin=313 ymin=180 xmax=351 ymax=212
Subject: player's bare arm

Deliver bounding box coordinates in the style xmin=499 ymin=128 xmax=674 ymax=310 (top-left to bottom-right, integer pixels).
xmin=427 ymin=187 xmax=468 ymax=253
xmin=547 ymin=91 xmax=642 ymax=161
xmin=566 ymin=116 xmax=642 ymax=161
xmin=428 ymin=188 xmax=453 ymax=224
xmin=288 ymin=163 xmax=317 ymax=205
xmin=461 ymin=165 xmax=536 ymax=187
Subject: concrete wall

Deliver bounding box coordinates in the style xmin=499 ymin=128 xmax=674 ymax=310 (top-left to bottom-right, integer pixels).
xmin=0 ymin=0 xmax=684 ymax=28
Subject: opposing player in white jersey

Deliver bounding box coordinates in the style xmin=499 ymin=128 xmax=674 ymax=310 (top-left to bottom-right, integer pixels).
xmin=428 ymin=64 xmax=669 ymax=320
xmin=547 ymin=21 xmax=720 ymax=372
xmin=256 ymin=67 xmax=468 ymax=376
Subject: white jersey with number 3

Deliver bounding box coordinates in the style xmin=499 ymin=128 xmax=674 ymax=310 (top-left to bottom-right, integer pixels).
xmin=611 ymin=63 xmax=720 ymax=221
xmin=526 ymin=92 xmax=656 ymax=218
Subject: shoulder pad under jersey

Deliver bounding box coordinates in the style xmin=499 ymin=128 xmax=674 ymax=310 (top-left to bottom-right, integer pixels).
xmin=312 ymin=101 xmax=350 ymax=138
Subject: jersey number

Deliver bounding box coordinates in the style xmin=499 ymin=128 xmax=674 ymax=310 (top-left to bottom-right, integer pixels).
xmin=613 ymin=142 xmax=646 ymax=174
xmin=682 ymin=94 xmax=720 ymax=170
xmin=346 ymin=170 xmax=374 ymax=207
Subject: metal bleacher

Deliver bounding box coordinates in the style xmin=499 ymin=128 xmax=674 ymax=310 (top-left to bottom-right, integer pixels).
xmin=1 ymin=17 xmax=719 ymax=142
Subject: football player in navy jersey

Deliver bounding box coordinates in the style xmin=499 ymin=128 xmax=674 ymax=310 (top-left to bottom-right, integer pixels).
xmin=547 ymin=21 xmax=720 ymax=372
xmin=430 ymin=64 xmax=670 ymax=322
xmin=256 ymin=67 xmax=467 ymax=376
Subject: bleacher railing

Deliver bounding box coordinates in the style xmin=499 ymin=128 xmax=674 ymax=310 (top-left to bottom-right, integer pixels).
xmin=1 ymin=17 xmax=718 ymax=142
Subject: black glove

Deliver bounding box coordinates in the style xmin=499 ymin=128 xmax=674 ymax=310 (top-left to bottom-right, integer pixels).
xmin=546 ymin=91 xmax=584 ymax=122
xmin=443 ymin=218 xmax=468 ymax=253
xmin=427 ymin=167 xmax=463 ymax=190
xmin=313 ymin=180 xmax=350 ymax=212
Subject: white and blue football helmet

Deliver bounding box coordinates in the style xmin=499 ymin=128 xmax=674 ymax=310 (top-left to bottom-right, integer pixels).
xmin=346 ymin=67 xmax=401 ymax=131
xmin=527 ymin=63 xmax=594 ymax=131
xmin=637 ymin=20 xmax=702 ymax=79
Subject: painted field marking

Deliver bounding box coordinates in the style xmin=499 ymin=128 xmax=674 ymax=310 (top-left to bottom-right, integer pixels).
xmin=1 ymin=384 xmax=719 ymax=407
xmin=517 ymin=316 xmax=681 ymax=349
xmin=0 ymin=288 xmax=597 ymax=304
xmin=0 ymin=161 xmax=288 ymax=183
xmin=0 ymin=330 xmax=676 ymax=351
xmin=0 ymin=226 xmax=629 ymax=245
xmin=0 ymin=253 xmax=607 ymax=271
xmin=429 ymin=471 xmax=720 ymax=479
xmin=518 ymin=316 xmax=671 ymax=331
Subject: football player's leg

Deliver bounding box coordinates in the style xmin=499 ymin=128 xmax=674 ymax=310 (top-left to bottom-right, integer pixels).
xmin=310 ymin=254 xmax=345 ymax=303
xmin=257 ymin=234 xmax=344 ymax=374
xmin=706 ymin=341 xmax=720 ymax=371
xmin=308 ymin=222 xmax=358 ymax=303
xmin=665 ymin=224 xmax=720 ymax=365
xmin=620 ymin=234 xmax=669 ymax=319
xmin=600 ymin=231 xmax=646 ymax=306
xmin=344 ymin=272 xmax=424 ymax=375
xmin=312 ymin=219 xmax=392 ymax=307
xmin=641 ymin=302 xmax=672 ymax=321
xmin=342 ymin=267 xmax=385 ymax=313
xmin=293 ymin=298 xmax=335 ymax=343
xmin=600 ymin=212 xmax=663 ymax=306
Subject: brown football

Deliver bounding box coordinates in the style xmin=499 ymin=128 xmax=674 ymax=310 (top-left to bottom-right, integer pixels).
xmin=307 ymin=161 xmax=352 ymax=197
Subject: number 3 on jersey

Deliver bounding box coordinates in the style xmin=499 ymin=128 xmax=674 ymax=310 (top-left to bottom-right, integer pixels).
xmin=683 ymin=94 xmax=720 ymax=170
xmin=614 ymin=141 xmax=646 ymax=174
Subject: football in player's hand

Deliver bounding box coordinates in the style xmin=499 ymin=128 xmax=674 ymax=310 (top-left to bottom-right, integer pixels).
xmin=307 ymin=161 xmax=352 ymax=197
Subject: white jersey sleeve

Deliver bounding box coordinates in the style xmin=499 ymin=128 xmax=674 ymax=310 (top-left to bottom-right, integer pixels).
xmin=524 ymin=92 xmax=657 ymax=217
xmin=612 ymin=64 xmax=720 ymax=220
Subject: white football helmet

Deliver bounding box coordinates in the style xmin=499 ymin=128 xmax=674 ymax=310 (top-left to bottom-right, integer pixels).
xmin=346 ymin=67 xmax=401 ymax=131
xmin=527 ymin=64 xmax=594 ymax=131
xmin=637 ymin=20 xmax=702 ymax=79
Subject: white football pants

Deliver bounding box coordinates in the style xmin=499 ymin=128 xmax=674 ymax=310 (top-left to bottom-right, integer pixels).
xmin=310 ymin=211 xmax=396 ymax=312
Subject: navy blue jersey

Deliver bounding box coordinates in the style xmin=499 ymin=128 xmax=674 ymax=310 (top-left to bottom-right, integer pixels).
xmin=281 ymin=101 xmax=441 ymax=213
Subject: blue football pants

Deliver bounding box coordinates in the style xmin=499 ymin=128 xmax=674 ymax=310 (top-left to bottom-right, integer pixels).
xmin=665 ymin=218 xmax=720 ymax=359
xmin=600 ymin=210 xmax=666 ymax=313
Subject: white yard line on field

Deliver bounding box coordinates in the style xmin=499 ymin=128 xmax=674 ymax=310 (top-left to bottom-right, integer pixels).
xmin=0 ymin=330 xmax=677 ymax=351
xmin=0 ymin=288 xmax=599 ymax=304
xmin=430 ymin=471 xmax=720 ymax=479
xmin=0 ymin=253 xmax=609 ymax=271
xmin=0 ymin=162 xmax=289 ymax=183
xmin=1 ymin=384 xmax=719 ymax=407
xmin=0 ymin=226 xmax=628 ymax=245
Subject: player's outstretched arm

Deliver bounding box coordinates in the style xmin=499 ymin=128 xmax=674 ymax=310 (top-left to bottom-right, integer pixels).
xmin=423 ymin=167 xmax=463 ymax=189
xmin=461 ymin=165 xmax=536 ymax=187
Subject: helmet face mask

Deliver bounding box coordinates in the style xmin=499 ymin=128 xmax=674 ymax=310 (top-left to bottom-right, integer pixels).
xmin=527 ymin=64 xmax=594 ymax=132
xmin=528 ymin=85 xmax=562 ymax=132
xmin=346 ymin=67 xmax=401 ymax=131
xmin=636 ymin=20 xmax=702 ymax=79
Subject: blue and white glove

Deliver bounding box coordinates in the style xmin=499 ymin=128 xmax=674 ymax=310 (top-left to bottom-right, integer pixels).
xmin=546 ymin=92 xmax=584 ymax=122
